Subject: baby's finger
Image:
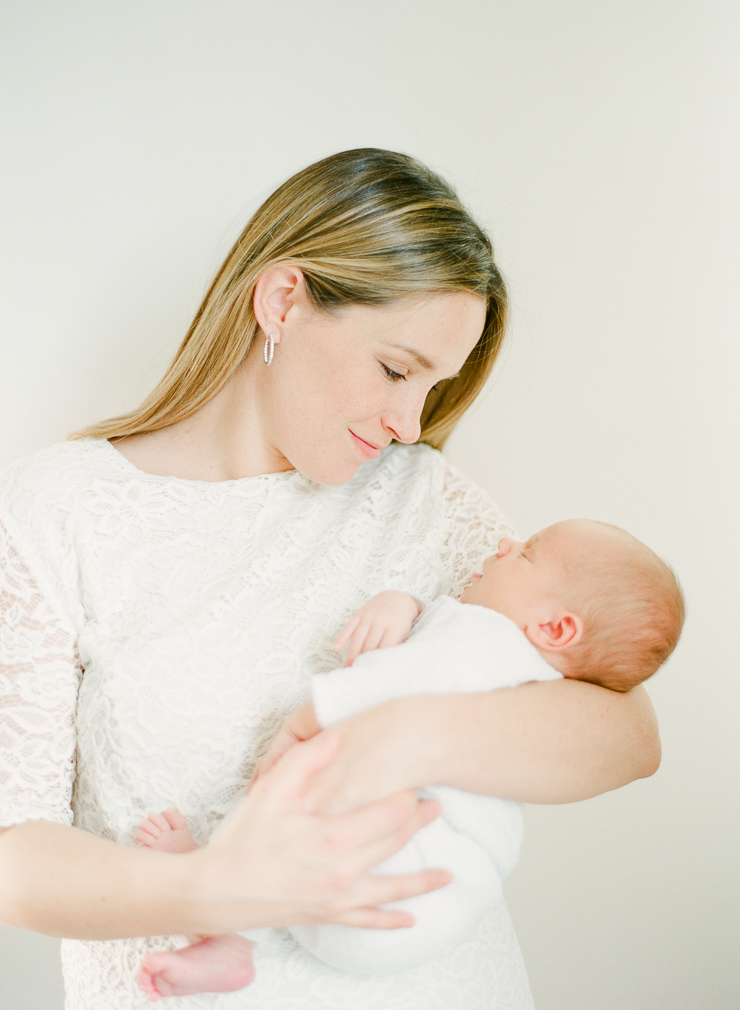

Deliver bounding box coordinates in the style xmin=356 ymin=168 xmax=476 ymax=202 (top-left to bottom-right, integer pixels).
xmin=346 ymin=622 xmax=389 ymax=664
xmin=360 ymin=627 xmax=385 ymax=653
xmin=377 ymin=626 xmax=407 ymax=649
xmin=334 ymin=615 xmax=361 ymax=652
xmin=344 ymin=626 xmax=374 ymax=666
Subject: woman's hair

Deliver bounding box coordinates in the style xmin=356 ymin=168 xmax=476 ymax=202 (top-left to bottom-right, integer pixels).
xmin=72 ymin=148 xmax=507 ymax=449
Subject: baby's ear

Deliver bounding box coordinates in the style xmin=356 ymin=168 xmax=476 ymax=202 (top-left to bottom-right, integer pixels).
xmin=529 ymin=611 xmax=583 ymax=652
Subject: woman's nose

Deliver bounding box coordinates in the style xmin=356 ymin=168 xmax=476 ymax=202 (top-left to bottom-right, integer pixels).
xmin=382 ymin=396 xmax=423 ymax=444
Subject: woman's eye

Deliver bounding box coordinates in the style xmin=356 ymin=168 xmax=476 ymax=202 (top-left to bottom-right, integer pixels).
xmin=381 ymin=363 xmax=406 ymax=382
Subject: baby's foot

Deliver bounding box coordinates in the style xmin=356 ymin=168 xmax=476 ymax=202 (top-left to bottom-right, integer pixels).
xmin=135 ymin=807 xmax=197 ymax=854
xmin=138 ymin=934 xmax=256 ymax=1000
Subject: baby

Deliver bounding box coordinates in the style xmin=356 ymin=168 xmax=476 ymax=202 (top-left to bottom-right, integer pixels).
xmin=136 ymin=519 xmax=684 ymax=999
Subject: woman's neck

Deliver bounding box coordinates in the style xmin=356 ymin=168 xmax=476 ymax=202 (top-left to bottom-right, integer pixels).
xmin=113 ymin=365 xmax=293 ymax=481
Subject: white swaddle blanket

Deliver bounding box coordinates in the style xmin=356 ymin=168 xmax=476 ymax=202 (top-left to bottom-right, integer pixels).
xmin=288 ymin=596 xmax=561 ymax=974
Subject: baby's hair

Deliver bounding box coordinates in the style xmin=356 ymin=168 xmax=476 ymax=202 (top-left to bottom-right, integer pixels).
xmin=557 ymin=521 xmax=685 ymax=692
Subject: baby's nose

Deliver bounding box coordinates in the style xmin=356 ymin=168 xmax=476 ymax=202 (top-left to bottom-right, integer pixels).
xmin=497 ymin=537 xmax=523 ymax=557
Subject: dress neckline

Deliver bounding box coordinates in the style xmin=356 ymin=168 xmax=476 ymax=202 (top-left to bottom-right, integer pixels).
xmin=98 ymin=437 xmax=303 ymax=489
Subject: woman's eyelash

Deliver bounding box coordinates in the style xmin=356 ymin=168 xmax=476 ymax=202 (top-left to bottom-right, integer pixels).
xmin=381 ymin=363 xmax=406 ymax=382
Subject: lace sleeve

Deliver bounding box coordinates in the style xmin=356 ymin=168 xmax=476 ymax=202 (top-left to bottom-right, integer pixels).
xmin=436 ymin=457 xmax=516 ymax=599
xmin=0 ymin=517 xmax=81 ymax=828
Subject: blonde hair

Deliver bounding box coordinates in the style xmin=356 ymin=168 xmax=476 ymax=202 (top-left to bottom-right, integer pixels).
xmin=557 ymin=522 xmax=685 ymax=692
xmin=72 ymin=149 xmax=507 ymax=449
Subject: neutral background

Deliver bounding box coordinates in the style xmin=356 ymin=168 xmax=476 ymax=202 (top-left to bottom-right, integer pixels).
xmin=1 ymin=2 xmax=737 ymax=1008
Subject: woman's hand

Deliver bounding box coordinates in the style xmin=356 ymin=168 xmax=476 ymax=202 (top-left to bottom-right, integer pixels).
xmin=293 ymin=699 xmax=433 ymax=815
xmin=0 ymin=730 xmax=449 ymax=940
xmin=191 ymin=730 xmax=450 ymax=934
xmin=252 ymin=700 xmax=321 ymax=782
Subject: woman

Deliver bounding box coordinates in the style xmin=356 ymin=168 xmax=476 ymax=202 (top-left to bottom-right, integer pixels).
xmin=0 ymin=149 xmax=659 ymax=1009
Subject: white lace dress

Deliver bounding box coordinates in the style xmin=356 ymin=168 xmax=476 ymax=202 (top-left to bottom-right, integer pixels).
xmin=0 ymin=437 xmax=534 ymax=1010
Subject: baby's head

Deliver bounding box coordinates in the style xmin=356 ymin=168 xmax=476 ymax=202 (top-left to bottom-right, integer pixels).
xmin=460 ymin=519 xmax=685 ymax=691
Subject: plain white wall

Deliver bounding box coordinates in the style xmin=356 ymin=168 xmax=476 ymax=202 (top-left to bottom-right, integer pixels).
xmin=1 ymin=2 xmax=738 ymax=1008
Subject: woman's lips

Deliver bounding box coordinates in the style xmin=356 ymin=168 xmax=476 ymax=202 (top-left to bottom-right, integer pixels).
xmin=350 ymin=431 xmax=382 ymax=459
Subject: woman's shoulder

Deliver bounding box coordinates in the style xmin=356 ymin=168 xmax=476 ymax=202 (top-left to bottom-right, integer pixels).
xmin=0 ymin=441 xmax=115 ymax=624
xmin=356 ymin=444 xmax=514 ymax=599
xmin=1 ymin=437 xmax=115 ymax=491
xmin=0 ymin=438 xmax=113 ymax=536
xmin=1 ymin=437 xmax=114 ymax=488
xmin=374 ymin=443 xmax=512 ymax=528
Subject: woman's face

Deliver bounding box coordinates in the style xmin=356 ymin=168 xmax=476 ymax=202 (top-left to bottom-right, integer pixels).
xmin=253 ymin=288 xmax=486 ymax=485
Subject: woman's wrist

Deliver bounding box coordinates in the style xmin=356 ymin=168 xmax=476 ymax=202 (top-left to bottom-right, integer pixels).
xmin=0 ymin=820 xmax=204 ymax=939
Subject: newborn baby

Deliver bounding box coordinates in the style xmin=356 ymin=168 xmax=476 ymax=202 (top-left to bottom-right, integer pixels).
xmin=136 ymin=519 xmax=684 ymax=999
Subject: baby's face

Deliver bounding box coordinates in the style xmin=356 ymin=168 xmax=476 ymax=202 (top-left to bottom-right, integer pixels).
xmin=458 ymin=525 xmax=569 ymax=626
xmin=462 ymin=521 xmax=617 ymax=630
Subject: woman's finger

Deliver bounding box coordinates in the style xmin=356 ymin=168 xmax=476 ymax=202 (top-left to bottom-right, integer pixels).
xmin=329 ymin=864 xmax=450 ymax=921
xmin=367 ymin=867 xmax=452 ymax=906
xmin=253 ymin=726 xmax=300 ymax=783
xmin=249 ymin=731 xmax=343 ymax=809
xmin=332 ymin=906 xmax=415 ymax=929
xmin=315 ymin=795 xmax=442 ymax=882
xmin=331 ymin=864 xmax=452 ymax=925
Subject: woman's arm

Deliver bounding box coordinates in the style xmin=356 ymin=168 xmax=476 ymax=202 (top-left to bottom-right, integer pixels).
xmin=0 ymin=732 xmax=449 ymax=939
xmin=299 ymin=680 xmax=660 ymax=814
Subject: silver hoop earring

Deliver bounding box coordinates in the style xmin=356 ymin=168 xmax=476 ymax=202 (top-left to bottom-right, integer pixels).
xmin=263 ymin=334 xmax=275 ymax=366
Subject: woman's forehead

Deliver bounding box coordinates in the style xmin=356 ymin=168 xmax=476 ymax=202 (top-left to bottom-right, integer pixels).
xmin=371 ymin=292 xmax=485 ymax=361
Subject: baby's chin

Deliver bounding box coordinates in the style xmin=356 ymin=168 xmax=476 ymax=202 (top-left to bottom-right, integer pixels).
xmin=460 ymin=574 xmax=483 ymax=605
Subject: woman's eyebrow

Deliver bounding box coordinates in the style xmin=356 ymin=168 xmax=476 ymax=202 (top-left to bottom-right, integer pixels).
xmin=384 ymin=343 xmax=462 ymax=381
xmin=385 ymin=344 xmax=436 ymax=371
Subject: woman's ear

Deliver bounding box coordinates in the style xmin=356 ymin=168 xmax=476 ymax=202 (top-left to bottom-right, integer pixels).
xmin=253 ymin=264 xmax=308 ymax=342
xmin=528 ymin=611 xmax=583 ymax=652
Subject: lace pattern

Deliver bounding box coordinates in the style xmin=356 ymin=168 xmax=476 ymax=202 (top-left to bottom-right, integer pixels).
xmin=0 ymin=518 xmax=81 ymax=827
xmin=1 ymin=438 xmax=533 ymax=1009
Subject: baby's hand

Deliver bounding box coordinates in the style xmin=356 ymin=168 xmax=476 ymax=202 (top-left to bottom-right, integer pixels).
xmin=252 ymin=701 xmax=322 ymax=783
xmin=334 ymin=591 xmax=422 ymax=667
